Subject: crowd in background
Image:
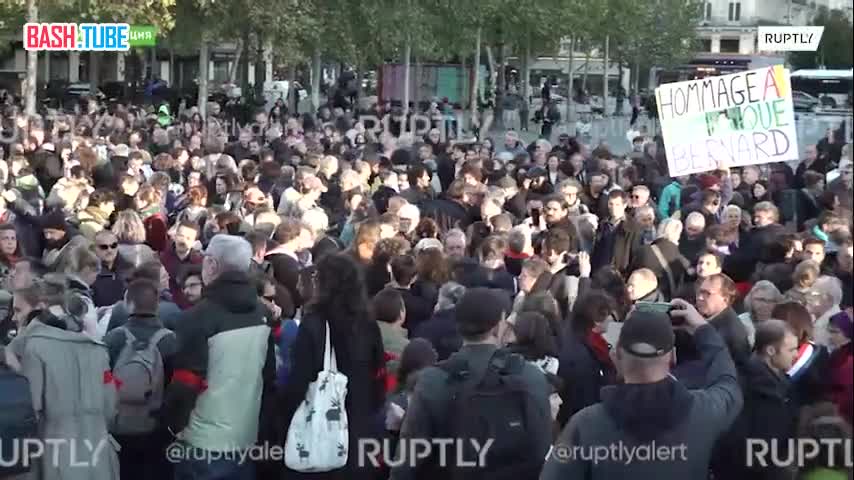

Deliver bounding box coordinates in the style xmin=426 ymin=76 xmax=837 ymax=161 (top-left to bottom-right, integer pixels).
xmin=0 ymin=93 xmax=852 ymax=480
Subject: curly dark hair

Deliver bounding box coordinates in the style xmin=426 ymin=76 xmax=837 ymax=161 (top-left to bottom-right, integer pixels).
xmin=311 ymin=253 xmax=370 ymax=330
xmin=591 ymin=267 xmax=630 ymax=320
xmin=569 ymin=289 xmax=617 ymax=335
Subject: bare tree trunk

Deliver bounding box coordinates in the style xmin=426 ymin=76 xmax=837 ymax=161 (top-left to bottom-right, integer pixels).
xmin=229 ymin=37 xmax=244 ymax=84
xmin=24 ymin=0 xmax=38 ymax=117
xmin=522 ymin=35 xmax=531 ymax=103
xmin=311 ymin=47 xmax=321 ymax=111
xmin=470 ymin=27 xmax=481 ymax=130
xmin=287 ymin=65 xmax=297 ymax=113
xmin=88 ymin=52 xmax=100 ymax=95
xmin=581 ymin=48 xmax=591 ymax=92
xmin=495 ymin=43 xmax=506 ymax=129
xmin=567 ymin=36 xmax=575 ymax=125
xmin=603 ymin=35 xmax=609 ymax=117
xmin=198 ymin=38 xmax=210 ymax=118
xmin=402 ymin=39 xmax=411 ymax=133
xmin=254 ymin=34 xmax=265 ymax=99
xmin=354 ymin=65 xmax=363 ymax=107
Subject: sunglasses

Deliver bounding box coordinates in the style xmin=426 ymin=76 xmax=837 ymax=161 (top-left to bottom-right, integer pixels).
xmin=97 ymin=243 xmax=118 ymax=250
xmin=262 ymin=295 xmax=277 ymax=302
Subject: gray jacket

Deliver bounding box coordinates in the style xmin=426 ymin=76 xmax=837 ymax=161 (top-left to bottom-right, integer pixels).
xmin=540 ymin=324 xmax=743 ymax=480
xmin=13 ymin=320 xmax=120 ymax=480
xmin=390 ymin=343 xmax=552 ymax=480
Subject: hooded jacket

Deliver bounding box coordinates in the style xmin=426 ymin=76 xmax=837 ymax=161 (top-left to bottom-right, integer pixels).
xmin=541 ymin=324 xmax=743 ymax=480
xmin=163 ymin=270 xmax=274 ymax=452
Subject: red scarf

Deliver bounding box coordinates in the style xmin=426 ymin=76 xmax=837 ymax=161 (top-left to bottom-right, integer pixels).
xmin=586 ymin=331 xmax=614 ymax=368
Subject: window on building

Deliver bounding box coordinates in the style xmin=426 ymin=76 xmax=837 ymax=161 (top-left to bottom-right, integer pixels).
xmin=720 ymin=38 xmax=740 ymax=53
xmin=701 ymin=39 xmax=712 ymax=52
xmin=704 ymin=2 xmax=713 ymax=20
xmin=728 ymin=2 xmax=741 ymax=21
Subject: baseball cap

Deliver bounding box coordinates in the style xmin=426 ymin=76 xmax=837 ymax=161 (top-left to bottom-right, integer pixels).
xmin=618 ymin=310 xmax=675 ymax=358
xmin=303 ymin=175 xmax=328 ymax=193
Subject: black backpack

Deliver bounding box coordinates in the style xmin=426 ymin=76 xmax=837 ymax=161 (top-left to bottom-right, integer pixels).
xmin=0 ymin=366 xmax=38 ymax=475
xmin=439 ymin=349 xmax=547 ymax=480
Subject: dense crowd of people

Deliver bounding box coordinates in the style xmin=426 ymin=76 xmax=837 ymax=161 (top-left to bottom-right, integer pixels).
xmin=0 ymin=93 xmax=852 ymax=480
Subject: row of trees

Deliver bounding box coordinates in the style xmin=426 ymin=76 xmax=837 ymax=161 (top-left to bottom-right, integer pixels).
xmin=1 ymin=0 xmax=702 ymax=119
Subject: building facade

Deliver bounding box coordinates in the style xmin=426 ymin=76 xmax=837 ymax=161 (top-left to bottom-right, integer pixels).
xmin=659 ymin=0 xmax=845 ymax=84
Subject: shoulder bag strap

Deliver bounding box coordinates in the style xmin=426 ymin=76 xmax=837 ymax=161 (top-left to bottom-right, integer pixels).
xmin=650 ymin=244 xmax=676 ymax=297
xmin=323 ymin=321 xmax=338 ymax=373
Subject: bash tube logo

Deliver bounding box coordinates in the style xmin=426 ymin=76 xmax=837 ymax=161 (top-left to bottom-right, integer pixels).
xmin=24 ymin=23 xmax=157 ymax=51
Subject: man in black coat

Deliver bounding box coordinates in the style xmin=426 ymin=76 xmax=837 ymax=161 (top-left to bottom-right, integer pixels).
xmin=264 ymin=219 xmax=309 ymax=308
xmin=420 ymin=179 xmax=472 ymax=233
xmin=713 ymin=320 xmax=800 ymax=480
xmin=591 ymin=190 xmax=642 ymax=276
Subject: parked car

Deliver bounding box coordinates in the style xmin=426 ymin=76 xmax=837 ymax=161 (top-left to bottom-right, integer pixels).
xmin=793 ymin=90 xmax=820 ymax=112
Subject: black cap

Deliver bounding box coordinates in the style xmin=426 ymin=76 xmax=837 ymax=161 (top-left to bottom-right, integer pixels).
xmin=618 ymin=310 xmax=675 ymax=358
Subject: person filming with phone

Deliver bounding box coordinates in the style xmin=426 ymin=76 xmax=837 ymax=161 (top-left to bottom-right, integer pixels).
xmin=542 ymin=299 xmax=743 ymax=479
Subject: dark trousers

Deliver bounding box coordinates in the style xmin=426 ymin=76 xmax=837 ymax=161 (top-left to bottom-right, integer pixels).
xmin=630 ymin=106 xmax=640 ymax=126
xmin=115 ymin=429 xmax=173 ymax=480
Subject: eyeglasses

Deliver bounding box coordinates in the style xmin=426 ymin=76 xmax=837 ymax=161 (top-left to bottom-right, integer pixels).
xmin=97 ymin=243 xmax=118 ymax=250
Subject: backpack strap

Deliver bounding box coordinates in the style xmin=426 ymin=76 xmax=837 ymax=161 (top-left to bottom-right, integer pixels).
xmin=147 ymin=328 xmax=172 ymax=351
xmin=650 ymin=244 xmax=676 ymax=297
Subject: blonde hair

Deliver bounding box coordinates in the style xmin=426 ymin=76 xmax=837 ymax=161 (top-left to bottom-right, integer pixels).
xmin=112 ymin=210 xmax=147 ymax=244
xmin=65 ymin=244 xmax=99 ymax=275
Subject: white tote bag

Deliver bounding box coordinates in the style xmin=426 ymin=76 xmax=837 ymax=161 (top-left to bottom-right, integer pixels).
xmin=284 ymin=321 xmax=349 ymax=472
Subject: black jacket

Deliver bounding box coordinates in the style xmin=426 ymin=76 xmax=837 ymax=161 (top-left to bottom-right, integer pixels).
xmin=411 ymin=307 xmax=462 ymax=361
xmin=556 ymin=331 xmax=616 ymax=427
xmin=420 ymin=197 xmax=471 ymax=233
xmin=713 ymin=355 xmax=798 ymax=480
xmin=591 ymin=217 xmax=642 ymax=276
xmin=396 ymin=287 xmax=433 ymax=334
xmin=280 ymin=312 xmax=386 ymax=480
xmin=266 ymin=251 xmax=302 ymax=308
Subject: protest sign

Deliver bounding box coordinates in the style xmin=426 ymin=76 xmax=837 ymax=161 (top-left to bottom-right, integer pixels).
xmin=655 ymin=65 xmax=799 ymax=176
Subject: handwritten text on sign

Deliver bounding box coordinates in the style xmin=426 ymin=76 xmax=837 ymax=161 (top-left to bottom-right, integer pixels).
xmin=655 ymin=65 xmax=798 ymax=176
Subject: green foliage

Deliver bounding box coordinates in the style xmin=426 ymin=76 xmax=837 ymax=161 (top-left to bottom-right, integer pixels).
xmin=789 ymin=7 xmax=853 ymax=70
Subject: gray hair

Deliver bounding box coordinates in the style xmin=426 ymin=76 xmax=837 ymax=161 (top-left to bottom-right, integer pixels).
xmin=685 ymin=211 xmax=706 ymax=230
xmin=656 ymin=218 xmax=683 ymax=243
xmin=444 ymin=228 xmax=466 ymax=244
xmin=301 ymin=208 xmax=329 ymax=234
xmin=634 ymin=205 xmax=655 ymax=221
xmin=811 ymin=275 xmax=843 ymax=306
xmin=724 ymin=204 xmax=742 ymax=217
xmin=436 ymin=281 xmax=466 ymax=311
xmin=744 ymin=280 xmax=782 ymax=313
xmin=205 ymin=234 xmax=252 ymax=273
